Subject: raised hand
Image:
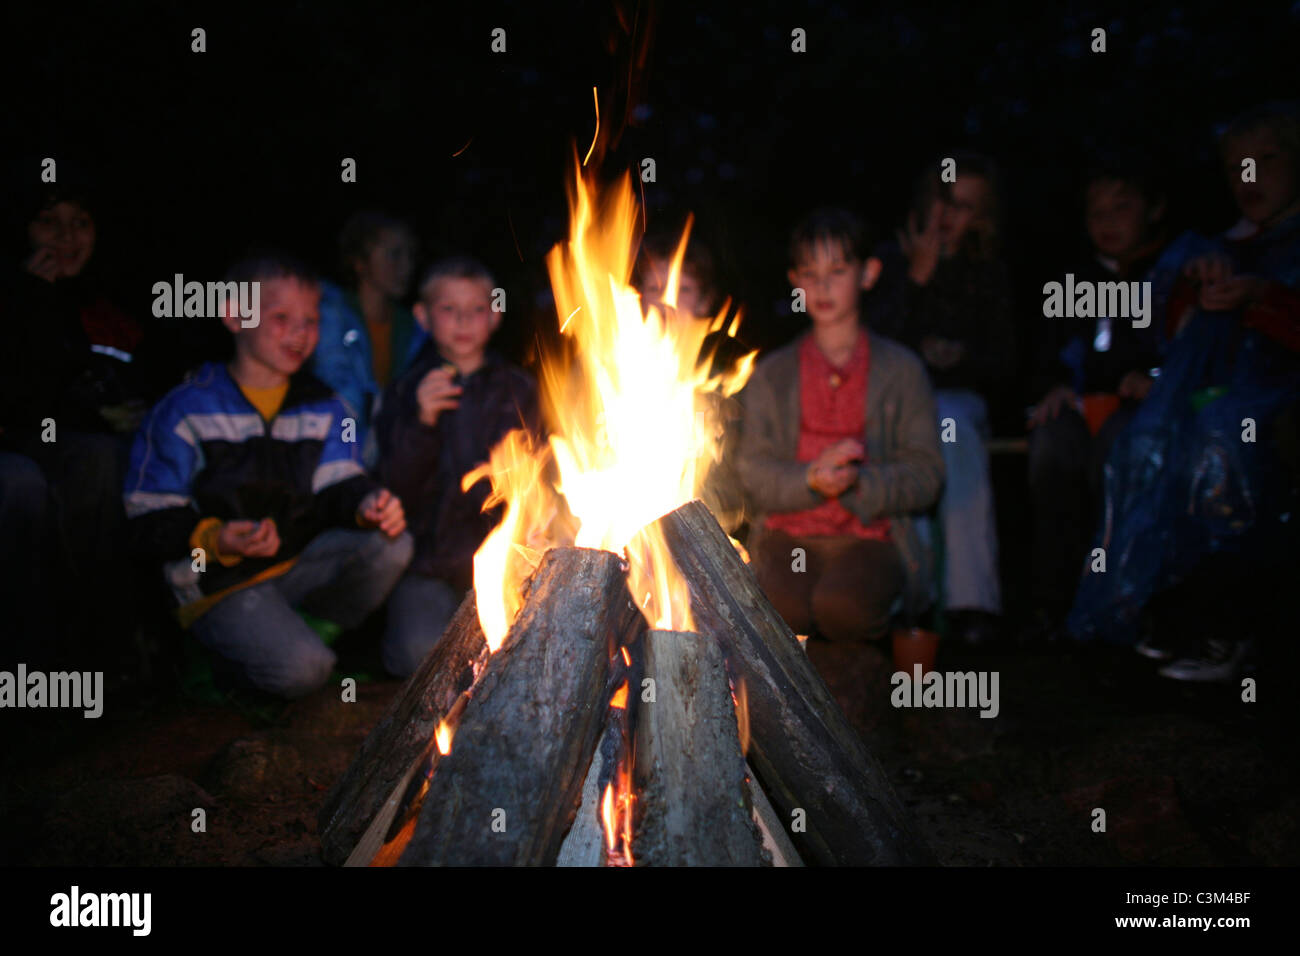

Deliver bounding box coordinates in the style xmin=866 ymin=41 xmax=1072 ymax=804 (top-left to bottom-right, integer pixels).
xmin=357 ymin=488 xmax=407 ymax=537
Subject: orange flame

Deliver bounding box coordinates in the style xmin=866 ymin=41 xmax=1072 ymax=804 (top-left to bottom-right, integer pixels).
xmin=434 ymin=720 xmax=454 ymax=756
xmin=601 ymin=782 xmax=616 ymax=852
xmin=466 ymin=161 xmax=755 ymax=645
xmin=599 ymin=763 xmax=635 ymax=866
xmin=609 ymin=680 xmax=628 ymax=710
xmin=732 ymin=677 xmax=750 ymax=756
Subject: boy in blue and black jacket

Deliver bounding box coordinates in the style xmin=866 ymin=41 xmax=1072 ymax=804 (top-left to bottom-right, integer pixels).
xmin=125 ymin=254 xmax=413 ymax=698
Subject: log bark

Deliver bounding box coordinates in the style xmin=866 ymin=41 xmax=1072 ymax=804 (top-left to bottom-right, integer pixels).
xmin=317 ymin=590 xmax=489 ymax=866
xmin=632 ymin=629 xmax=765 ymax=866
xmin=398 ymin=547 xmax=635 ymax=866
xmin=653 ymin=499 xmax=934 ymax=865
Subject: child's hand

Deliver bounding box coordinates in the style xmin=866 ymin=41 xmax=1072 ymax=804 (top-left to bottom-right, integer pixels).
xmin=98 ymin=399 xmax=148 ymax=434
xmin=1200 ymin=275 xmax=1267 ymax=313
xmin=807 ymin=439 xmax=863 ymax=497
xmin=217 ymin=518 xmax=281 ymax=558
xmin=899 ymin=199 xmax=944 ymax=286
xmin=1117 ymin=370 xmax=1154 ymax=402
xmin=24 ymin=245 xmax=60 ymax=283
xmin=357 ymin=488 xmax=407 ymax=537
xmin=1184 ymin=254 xmax=1232 ymax=288
xmin=1184 ymin=255 xmax=1267 ymax=312
xmin=1028 ymin=385 xmax=1079 ymax=428
xmin=415 ymin=365 xmax=462 ymax=427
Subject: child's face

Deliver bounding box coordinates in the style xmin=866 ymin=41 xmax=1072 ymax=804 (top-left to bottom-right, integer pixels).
xmin=1086 ymin=180 xmax=1159 ymax=261
xmin=354 ymin=227 xmax=415 ymax=298
xmin=228 ymin=278 xmax=321 ymax=377
xmin=1225 ymin=128 xmax=1300 ymax=229
xmin=28 ymin=201 xmax=96 ymax=278
xmin=640 ymin=256 xmax=709 ymax=319
xmin=788 ymin=240 xmax=876 ymax=325
xmin=938 ymin=176 xmax=990 ymax=255
xmin=417 ymin=277 xmax=499 ymax=368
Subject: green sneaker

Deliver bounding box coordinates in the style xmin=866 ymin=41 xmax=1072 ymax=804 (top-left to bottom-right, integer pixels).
xmin=297 ymin=609 xmax=345 ymax=647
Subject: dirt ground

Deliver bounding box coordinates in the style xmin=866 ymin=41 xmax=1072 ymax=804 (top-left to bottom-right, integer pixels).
xmin=2 ymin=624 xmax=1296 ymax=866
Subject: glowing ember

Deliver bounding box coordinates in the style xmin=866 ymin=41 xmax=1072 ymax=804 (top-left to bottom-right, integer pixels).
xmin=466 ymin=161 xmax=754 ymax=646
xmin=434 ymin=720 xmax=454 ymax=756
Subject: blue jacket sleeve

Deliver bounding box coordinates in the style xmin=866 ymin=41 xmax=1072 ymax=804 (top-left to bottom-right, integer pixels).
xmin=123 ymin=393 xmax=203 ymax=562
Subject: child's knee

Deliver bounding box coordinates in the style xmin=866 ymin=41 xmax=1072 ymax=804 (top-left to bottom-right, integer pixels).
xmin=356 ymin=528 xmax=414 ymax=575
xmin=369 ymin=528 xmax=413 ymax=580
xmin=269 ymin=643 xmax=337 ymax=699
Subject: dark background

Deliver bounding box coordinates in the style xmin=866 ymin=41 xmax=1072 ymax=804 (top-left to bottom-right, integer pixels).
xmin=6 ymin=0 xmax=1299 ymax=425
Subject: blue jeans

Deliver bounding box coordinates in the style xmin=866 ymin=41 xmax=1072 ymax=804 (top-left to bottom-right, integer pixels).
xmin=934 ymin=389 xmax=1002 ymax=614
xmin=382 ymin=572 xmax=464 ymax=677
xmin=192 ymin=528 xmax=413 ymax=698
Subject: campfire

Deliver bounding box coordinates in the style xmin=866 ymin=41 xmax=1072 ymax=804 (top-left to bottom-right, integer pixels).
xmin=317 ymin=163 xmax=930 ymax=867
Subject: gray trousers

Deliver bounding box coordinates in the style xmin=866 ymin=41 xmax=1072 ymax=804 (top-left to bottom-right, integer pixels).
xmin=192 ymin=528 xmax=413 ymax=698
xmin=381 ymin=571 xmax=464 ymax=677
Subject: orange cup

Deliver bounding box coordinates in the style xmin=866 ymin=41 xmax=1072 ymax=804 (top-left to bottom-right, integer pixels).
xmin=1081 ymin=393 xmax=1122 ymax=436
xmin=892 ymin=626 xmax=939 ymax=676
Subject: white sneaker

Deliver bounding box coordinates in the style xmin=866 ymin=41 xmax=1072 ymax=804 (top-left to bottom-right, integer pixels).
xmin=1135 ymin=634 xmax=1177 ymax=661
xmin=1157 ymin=638 xmax=1251 ymax=682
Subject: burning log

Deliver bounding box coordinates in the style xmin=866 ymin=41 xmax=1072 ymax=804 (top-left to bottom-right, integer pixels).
xmin=398 ymin=547 xmax=637 ymax=866
xmin=318 ymin=591 xmax=489 ymax=867
xmin=653 ymin=500 xmax=934 ymax=866
xmin=632 ymin=629 xmax=765 ymax=866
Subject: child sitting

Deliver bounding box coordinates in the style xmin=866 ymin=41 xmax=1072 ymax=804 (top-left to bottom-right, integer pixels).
xmin=634 ymin=223 xmax=748 ymax=533
xmin=867 ymin=152 xmax=1014 ymax=645
xmin=1027 ymin=153 xmax=1169 ymax=630
xmin=374 ymin=257 xmax=538 ymax=675
xmin=1068 ymin=102 xmax=1300 ymax=680
xmin=124 ymin=254 xmax=413 ymax=698
xmin=738 ymin=208 xmax=944 ymax=643
xmin=310 ymin=211 xmax=424 ymax=459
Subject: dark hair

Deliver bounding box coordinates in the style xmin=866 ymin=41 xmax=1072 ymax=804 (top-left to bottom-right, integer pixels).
xmin=223 ymin=250 xmax=320 ymax=288
xmin=1082 ymin=150 xmax=1166 ymax=206
xmin=911 ymin=150 xmax=1003 ymax=260
xmin=788 ymin=207 xmax=877 ymax=266
xmin=416 ymin=255 xmax=495 ymax=298
xmin=637 ymin=224 xmax=717 ymax=298
xmin=1219 ymin=101 xmax=1300 ymax=174
xmin=11 ymin=172 xmax=99 ymax=265
xmin=338 ymin=210 xmax=413 ymax=278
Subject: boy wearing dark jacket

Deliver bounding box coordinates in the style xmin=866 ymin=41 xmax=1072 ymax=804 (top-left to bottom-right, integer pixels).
xmin=375 ymin=257 xmax=538 ymax=675
xmin=125 ymin=255 xmax=412 ymax=698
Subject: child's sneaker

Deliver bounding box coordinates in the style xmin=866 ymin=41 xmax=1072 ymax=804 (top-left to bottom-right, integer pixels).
xmin=298 ymin=609 xmax=344 ymax=647
xmin=1157 ymin=637 xmax=1252 ymax=682
xmin=1134 ymin=633 xmax=1178 ymax=661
